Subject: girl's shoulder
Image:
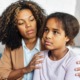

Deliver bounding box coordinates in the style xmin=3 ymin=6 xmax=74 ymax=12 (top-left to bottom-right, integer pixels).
xmin=64 ymin=49 xmax=80 ymax=68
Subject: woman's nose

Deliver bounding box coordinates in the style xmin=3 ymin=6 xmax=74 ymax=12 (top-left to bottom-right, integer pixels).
xmin=25 ymin=21 xmax=31 ymax=28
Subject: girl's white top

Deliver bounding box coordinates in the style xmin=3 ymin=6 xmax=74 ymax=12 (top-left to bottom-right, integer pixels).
xmin=33 ymin=48 xmax=80 ymax=80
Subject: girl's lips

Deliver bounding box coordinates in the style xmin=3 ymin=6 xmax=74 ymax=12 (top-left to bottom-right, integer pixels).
xmin=45 ymin=41 xmax=51 ymax=45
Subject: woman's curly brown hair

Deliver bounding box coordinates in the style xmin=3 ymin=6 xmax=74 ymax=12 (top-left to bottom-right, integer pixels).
xmin=0 ymin=0 xmax=46 ymax=50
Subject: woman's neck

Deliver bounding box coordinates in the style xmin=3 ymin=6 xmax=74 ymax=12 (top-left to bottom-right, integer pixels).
xmin=24 ymin=37 xmax=37 ymax=50
xmin=49 ymin=47 xmax=68 ymax=61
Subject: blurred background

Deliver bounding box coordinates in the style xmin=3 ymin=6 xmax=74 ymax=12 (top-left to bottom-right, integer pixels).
xmin=0 ymin=0 xmax=80 ymax=56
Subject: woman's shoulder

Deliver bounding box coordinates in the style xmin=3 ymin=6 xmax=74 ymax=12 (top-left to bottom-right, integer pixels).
xmin=2 ymin=46 xmax=23 ymax=56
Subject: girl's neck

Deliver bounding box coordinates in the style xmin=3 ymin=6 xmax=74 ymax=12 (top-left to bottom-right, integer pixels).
xmin=49 ymin=47 xmax=68 ymax=61
xmin=41 ymin=41 xmax=46 ymax=51
xmin=24 ymin=37 xmax=37 ymax=50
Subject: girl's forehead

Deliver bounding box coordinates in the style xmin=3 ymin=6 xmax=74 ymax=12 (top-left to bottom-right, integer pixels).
xmin=46 ymin=18 xmax=63 ymax=28
xmin=47 ymin=18 xmax=61 ymax=24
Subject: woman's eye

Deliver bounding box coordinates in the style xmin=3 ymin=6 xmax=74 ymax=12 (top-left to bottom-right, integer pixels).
xmin=17 ymin=22 xmax=24 ymax=25
xmin=30 ymin=18 xmax=35 ymax=21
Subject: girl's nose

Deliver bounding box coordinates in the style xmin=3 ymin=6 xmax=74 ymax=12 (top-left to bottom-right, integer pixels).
xmin=46 ymin=31 xmax=52 ymax=39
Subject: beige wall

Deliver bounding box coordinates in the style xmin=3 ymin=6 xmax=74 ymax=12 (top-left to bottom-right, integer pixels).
xmin=74 ymin=0 xmax=80 ymax=46
xmin=0 ymin=0 xmax=80 ymax=53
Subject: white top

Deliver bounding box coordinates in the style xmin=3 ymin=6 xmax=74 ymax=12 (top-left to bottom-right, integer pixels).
xmin=33 ymin=48 xmax=80 ymax=80
xmin=22 ymin=38 xmax=41 ymax=80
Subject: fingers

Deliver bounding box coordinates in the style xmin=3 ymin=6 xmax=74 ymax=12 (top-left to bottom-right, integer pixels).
xmin=75 ymin=73 xmax=80 ymax=77
xmin=30 ymin=58 xmax=43 ymax=68
xmin=27 ymin=52 xmax=44 ymax=72
xmin=34 ymin=60 xmax=43 ymax=65
xmin=75 ymin=67 xmax=80 ymax=71
xmin=76 ymin=61 xmax=80 ymax=64
xmin=74 ymin=67 xmax=80 ymax=77
xmin=75 ymin=60 xmax=80 ymax=71
xmin=33 ymin=52 xmax=44 ymax=58
xmin=32 ymin=55 xmax=44 ymax=63
xmin=31 ymin=60 xmax=42 ymax=69
xmin=31 ymin=52 xmax=44 ymax=63
xmin=29 ymin=64 xmax=41 ymax=70
xmin=75 ymin=61 xmax=80 ymax=77
xmin=27 ymin=60 xmax=42 ymax=72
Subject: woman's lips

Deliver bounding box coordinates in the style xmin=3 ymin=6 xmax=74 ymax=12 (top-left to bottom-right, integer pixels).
xmin=27 ymin=30 xmax=34 ymax=34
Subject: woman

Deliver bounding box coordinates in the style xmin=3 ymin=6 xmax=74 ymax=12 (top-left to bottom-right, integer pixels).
xmin=0 ymin=0 xmax=46 ymax=80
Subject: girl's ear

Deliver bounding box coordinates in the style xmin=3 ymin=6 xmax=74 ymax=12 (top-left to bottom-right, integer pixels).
xmin=65 ymin=36 xmax=70 ymax=42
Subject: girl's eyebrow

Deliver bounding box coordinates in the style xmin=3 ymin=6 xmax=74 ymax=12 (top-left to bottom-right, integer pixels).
xmin=45 ymin=26 xmax=59 ymax=31
xmin=53 ymin=28 xmax=59 ymax=31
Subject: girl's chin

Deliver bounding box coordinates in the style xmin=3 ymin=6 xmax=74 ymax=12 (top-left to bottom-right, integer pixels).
xmin=45 ymin=46 xmax=56 ymax=50
xmin=45 ymin=46 xmax=53 ymax=50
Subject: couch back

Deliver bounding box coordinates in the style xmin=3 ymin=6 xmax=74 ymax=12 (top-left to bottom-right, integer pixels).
xmin=0 ymin=53 xmax=2 ymax=58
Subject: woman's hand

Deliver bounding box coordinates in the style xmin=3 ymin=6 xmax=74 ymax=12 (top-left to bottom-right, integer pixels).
xmin=75 ymin=61 xmax=80 ymax=77
xmin=24 ymin=52 xmax=44 ymax=73
xmin=7 ymin=52 xmax=44 ymax=80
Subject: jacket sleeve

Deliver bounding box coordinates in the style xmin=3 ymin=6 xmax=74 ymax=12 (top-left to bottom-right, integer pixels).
xmin=0 ymin=47 xmax=12 ymax=80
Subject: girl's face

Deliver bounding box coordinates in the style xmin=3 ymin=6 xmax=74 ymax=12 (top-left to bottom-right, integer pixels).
xmin=43 ymin=18 xmax=69 ymax=50
xmin=16 ymin=9 xmax=37 ymax=40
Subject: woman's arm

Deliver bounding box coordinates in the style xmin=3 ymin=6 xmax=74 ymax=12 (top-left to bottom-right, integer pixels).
xmin=65 ymin=56 xmax=80 ymax=80
xmin=0 ymin=48 xmax=43 ymax=80
xmin=8 ymin=67 xmax=29 ymax=80
xmin=8 ymin=52 xmax=43 ymax=80
xmin=74 ymin=61 xmax=80 ymax=77
xmin=0 ymin=47 xmax=12 ymax=80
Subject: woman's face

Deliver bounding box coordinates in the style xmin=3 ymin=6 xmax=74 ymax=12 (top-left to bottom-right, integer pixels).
xmin=16 ymin=9 xmax=37 ymax=40
xmin=43 ymin=18 xmax=69 ymax=50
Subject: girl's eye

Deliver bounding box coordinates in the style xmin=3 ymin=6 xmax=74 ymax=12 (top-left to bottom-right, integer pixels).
xmin=44 ymin=28 xmax=48 ymax=32
xmin=53 ymin=31 xmax=59 ymax=34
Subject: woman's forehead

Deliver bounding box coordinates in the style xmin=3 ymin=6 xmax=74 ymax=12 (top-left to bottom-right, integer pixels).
xmin=16 ymin=9 xmax=34 ymax=19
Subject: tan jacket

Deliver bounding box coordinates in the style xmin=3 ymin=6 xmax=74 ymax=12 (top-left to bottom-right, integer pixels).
xmin=0 ymin=46 xmax=24 ymax=80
